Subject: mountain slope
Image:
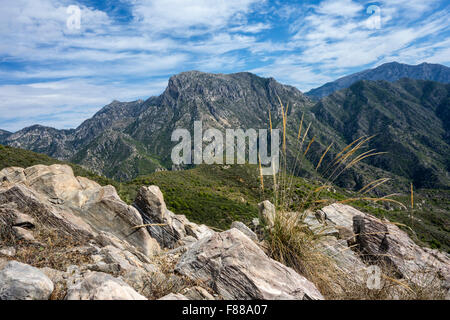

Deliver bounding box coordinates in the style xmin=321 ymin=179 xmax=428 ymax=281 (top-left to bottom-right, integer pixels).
xmin=312 ymin=78 xmax=450 ymax=188
xmin=2 ymin=70 xmax=449 ymax=191
xmin=2 ymin=71 xmax=312 ymax=180
xmin=0 ymin=129 xmax=11 ymax=143
xmin=307 ymin=62 xmax=450 ymax=98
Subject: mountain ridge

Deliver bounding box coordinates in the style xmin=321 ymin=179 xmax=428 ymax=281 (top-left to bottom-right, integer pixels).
xmin=1 ymin=68 xmax=449 ymax=191
xmin=306 ymin=62 xmax=450 ymax=98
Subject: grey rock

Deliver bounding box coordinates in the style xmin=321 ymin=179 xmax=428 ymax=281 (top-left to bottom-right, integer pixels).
xmin=176 ymin=228 xmax=323 ymax=300
xmin=0 ymin=247 xmax=16 ymax=257
xmin=12 ymin=226 xmax=36 ymax=242
xmin=231 ymin=221 xmax=258 ymax=242
xmin=158 ymin=293 xmax=189 ymax=300
xmin=258 ymin=200 xmax=276 ymax=228
xmin=0 ymin=261 xmax=54 ymax=300
xmin=182 ymin=286 xmax=215 ymax=300
xmin=65 ymin=272 xmax=147 ymax=300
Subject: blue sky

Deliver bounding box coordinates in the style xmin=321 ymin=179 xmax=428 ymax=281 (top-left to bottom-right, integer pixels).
xmin=0 ymin=0 xmax=449 ymax=132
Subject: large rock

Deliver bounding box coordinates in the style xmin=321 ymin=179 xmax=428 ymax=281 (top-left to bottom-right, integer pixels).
xmin=175 ymin=228 xmax=324 ymax=300
xmin=258 ymin=200 xmax=276 ymax=228
xmin=0 ymin=164 xmax=160 ymax=257
xmin=65 ymin=272 xmax=147 ymax=300
xmin=313 ymin=203 xmax=450 ymax=293
xmin=353 ymin=214 xmax=450 ymax=289
xmin=231 ymin=221 xmax=258 ymax=242
xmin=134 ymin=185 xmax=213 ymax=248
xmin=0 ymin=261 xmax=54 ymax=300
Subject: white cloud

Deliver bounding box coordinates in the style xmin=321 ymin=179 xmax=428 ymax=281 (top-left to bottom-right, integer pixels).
xmin=0 ymin=0 xmax=448 ymax=131
xmin=0 ymin=79 xmax=168 ymax=131
xmin=129 ymin=0 xmax=262 ymax=36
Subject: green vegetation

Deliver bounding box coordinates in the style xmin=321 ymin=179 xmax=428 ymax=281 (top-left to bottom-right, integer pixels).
xmin=1 ymin=144 xmax=448 ymax=252
xmin=0 ymin=144 xmax=119 ymax=189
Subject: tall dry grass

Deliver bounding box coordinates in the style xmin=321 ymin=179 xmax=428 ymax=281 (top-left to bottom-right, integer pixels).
xmin=258 ymin=97 xmax=434 ymax=299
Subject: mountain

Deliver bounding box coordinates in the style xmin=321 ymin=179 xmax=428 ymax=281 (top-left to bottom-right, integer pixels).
xmin=312 ymin=78 xmax=450 ymax=189
xmin=3 ymin=71 xmax=311 ymax=181
xmin=2 ymin=70 xmax=449 ymax=191
xmin=0 ymin=129 xmax=11 ymax=143
xmin=306 ymin=62 xmax=450 ymax=98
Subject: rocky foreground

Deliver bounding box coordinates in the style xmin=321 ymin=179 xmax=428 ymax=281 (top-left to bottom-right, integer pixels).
xmin=0 ymin=164 xmax=449 ymax=300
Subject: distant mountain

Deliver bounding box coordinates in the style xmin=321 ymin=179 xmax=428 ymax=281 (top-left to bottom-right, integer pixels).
xmin=312 ymin=78 xmax=450 ymax=188
xmin=306 ymin=62 xmax=450 ymax=98
xmin=0 ymin=129 xmax=11 ymax=143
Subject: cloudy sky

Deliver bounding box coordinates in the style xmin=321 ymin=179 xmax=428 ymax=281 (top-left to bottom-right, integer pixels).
xmin=0 ymin=0 xmax=449 ymax=131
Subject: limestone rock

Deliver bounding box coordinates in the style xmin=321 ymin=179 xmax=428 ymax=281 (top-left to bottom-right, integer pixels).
xmin=0 ymin=247 xmax=16 ymax=257
xmin=258 ymin=200 xmax=276 ymax=228
xmin=158 ymin=293 xmax=189 ymax=300
xmin=175 ymin=228 xmax=324 ymax=300
xmin=65 ymin=271 xmax=147 ymax=300
xmin=231 ymin=221 xmax=258 ymax=242
xmin=0 ymin=261 xmax=54 ymax=300
xmin=0 ymin=164 xmax=160 ymax=257
xmin=134 ymin=185 xmax=214 ymax=248
xmin=353 ymin=214 xmax=450 ymax=289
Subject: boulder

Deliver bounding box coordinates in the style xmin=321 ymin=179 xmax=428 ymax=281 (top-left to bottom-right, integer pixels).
xmin=0 ymin=247 xmax=16 ymax=257
xmin=175 ymin=228 xmax=323 ymax=300
xmin=0 ymin=261 xmax=54 ymax=300
xmin=134 ymin=185 xmax=214 ymax=248
xmin=258 ymin=200 xmax=276 ymax=228
xmin=158 ymin=293 xmax=189 ymax=300
xmin=231 ymin=221 xmax=258 ymax=242
xmin=0 ymin=165 xmax=160 ymax=257
xmin=353 ymin=214 xmax=450 ymax=289
xmin=65 ymin=271 xmax=147 ymax=300
xmin=134 ymin=186 xmax=185 ymax=248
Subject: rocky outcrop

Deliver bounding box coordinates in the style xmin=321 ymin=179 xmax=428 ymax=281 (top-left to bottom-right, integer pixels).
xmin=65 ymin=271 xmax=147 ymax=300
xmin=309 ymin=203 xmax=450 ymax=295
xmin=175 ymin=228 xmax=324 ymax=300
xmin=0 ymin=261 xmax=54 ymax=300
xmin=353 ymin=214 xmax=450 ymax=288
xmin=258 ymin=200 xmax=276 ymax=228
xmin=231 ymin=221 xmax=258 ymax=242
xmin=0 ymin=164 xmax=160 ymax=257
xmin=134 ymin=185 xmax=214 ymax=249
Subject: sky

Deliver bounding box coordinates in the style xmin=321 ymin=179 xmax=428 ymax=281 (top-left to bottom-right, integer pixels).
xmin=0 ymin=0 xmax=449 ymax=132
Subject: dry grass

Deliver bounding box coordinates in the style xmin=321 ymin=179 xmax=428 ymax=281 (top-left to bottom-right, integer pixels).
xmin=259 ymin=98 xmax=447 ymax=300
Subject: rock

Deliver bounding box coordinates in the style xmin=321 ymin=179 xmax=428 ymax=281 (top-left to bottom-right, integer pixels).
xmin=258 ymin=200 xmax=276 ymax=228
xmin=177 ymin=236 xmax=198 ymax=247
xmin=13 ymin=212 xmax=35 ymax=229
xmin=0 ymin=247 xmax=16 ymax=257
xmin=12 ymin=226 xmax=36 ymax=242
xmin=353 ymin=214 xmax=450 ymax=289
xmin=134 ymin=186 xmax=185 ymax=248
xmin=0 ymin=167 xmax=26 ymax=184
xmin=65 ymin=272 xmax=147 ymax=300
xmin=121 ymin=267 xmax=164 ymax=298
xmin=182 ymin=287 xmax=215 ymax=300
xmin=134 ymin=185 xmax=214 ymax=248
xmin=158 ymin=293 xmax=189 ymax=300
xmin=0 ymin=261 xmax=54 ymax=300
xmin=176 ymin=228 xmax=324 ymax=300
xmin=318 ymin=203 xmax=362 ymax=230
xmin=231 ymin=221 xmax=258 ymax=242
xmin=185 ymin=222 xmax=215 ymax=240
xmin=0 ymin=164 xmax=160 ymax=257
xmin=317 ymin=237 xmax=368 ymax=284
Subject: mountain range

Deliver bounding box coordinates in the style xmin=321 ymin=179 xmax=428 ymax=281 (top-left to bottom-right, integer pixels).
xmin=306 ymin=62 xmax=450 ymax=98
xmin=1 ymin=62 xmax=449 ymax=191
